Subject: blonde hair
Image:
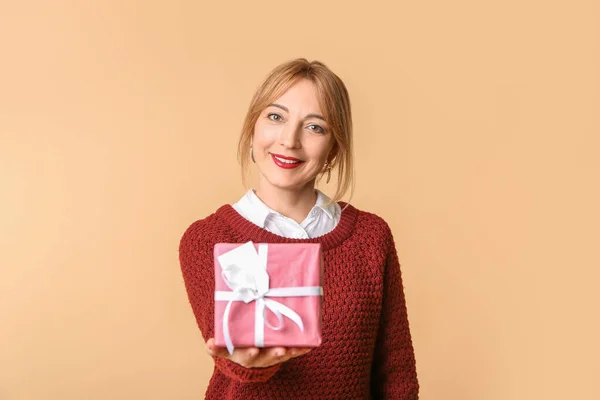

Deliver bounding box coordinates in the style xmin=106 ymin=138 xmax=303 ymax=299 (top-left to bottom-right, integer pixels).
xmin=237 ymin=58 xmax=355 ymax=207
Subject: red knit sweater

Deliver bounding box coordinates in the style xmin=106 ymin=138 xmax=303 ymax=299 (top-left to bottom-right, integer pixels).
xmin=178 ymin=202 xmax=419 ymax=399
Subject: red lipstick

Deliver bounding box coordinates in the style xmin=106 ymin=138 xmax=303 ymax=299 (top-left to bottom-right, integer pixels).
xmin=270 ymin=153 xmax=304 ymax=169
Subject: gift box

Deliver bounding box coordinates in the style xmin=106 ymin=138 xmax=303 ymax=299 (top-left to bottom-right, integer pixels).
xmin=214 ymin=241 xmax=323 ymax=354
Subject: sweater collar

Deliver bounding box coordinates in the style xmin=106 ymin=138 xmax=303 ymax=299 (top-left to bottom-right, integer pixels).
xmin=216 ymin=201 xmax=358 ymax=251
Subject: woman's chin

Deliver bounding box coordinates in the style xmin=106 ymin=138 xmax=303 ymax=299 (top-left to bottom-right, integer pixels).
xmin=260 ymin=176 xmax=308 ymax=191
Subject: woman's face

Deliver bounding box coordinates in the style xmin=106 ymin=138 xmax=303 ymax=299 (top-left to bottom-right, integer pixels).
xmin=253 ymin=79 xmax=335 ymax=191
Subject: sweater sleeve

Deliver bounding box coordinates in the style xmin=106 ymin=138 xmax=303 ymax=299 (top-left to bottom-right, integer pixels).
xmin=178 ymin=219 xmax=281 ymax=383
xmin=371 ymin=228 xmax=419 ymax=399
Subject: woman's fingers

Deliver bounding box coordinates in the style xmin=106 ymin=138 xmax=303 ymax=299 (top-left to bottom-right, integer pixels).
xmin=236 ymin=346 xmax=284 ymax=368
xmin=206 ymin=339 xmax=261 ymax=367
xmin=290 ymin=347 xmax=312 ymax=357
xmin=269 ymin=346 xmax=286 ymax=358
xmin=254 ymin=346 xmax=311 ymax=366
xmin=205 ymin=339 xmax=313 ymax=368
xmin=237 ymin=347 xmax=261 ymax=367
xmin=205 ymin=338 xmax=229 ymax=358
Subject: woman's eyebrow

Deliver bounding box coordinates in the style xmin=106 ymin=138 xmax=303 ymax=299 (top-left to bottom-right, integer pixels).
xmin=267 ymin=103 xmax=325 ymax=121
xmin=305 ymin=113 xmax=326 ymax=121
xmin=267 ymin=103 xmax=289 ymax=112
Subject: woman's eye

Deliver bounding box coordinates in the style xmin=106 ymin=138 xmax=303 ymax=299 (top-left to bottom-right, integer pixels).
xmin=308 ymin=124 xmax=325 ymax=133
xmin=267 ymin=113 xmax=282 ymax=121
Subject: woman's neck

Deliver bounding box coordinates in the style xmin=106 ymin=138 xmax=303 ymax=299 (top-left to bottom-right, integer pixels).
xmin=254 ymin=181 xmax=318 ymax=224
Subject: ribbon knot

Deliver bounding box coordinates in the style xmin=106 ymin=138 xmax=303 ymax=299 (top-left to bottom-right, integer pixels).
xmin=214 ymin=241 xmax=323 ymax=355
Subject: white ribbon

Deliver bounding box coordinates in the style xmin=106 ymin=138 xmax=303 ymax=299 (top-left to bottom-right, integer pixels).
xmin=214 ymin=241 xmax=323 ymax=355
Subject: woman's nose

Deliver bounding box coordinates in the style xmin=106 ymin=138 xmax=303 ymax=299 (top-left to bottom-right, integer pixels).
xmin=279 ymin=122 xmax=301 ymax=149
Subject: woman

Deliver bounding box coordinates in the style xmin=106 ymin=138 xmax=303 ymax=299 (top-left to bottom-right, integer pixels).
xmin=179 ymin=59 xmax=419 ymax=399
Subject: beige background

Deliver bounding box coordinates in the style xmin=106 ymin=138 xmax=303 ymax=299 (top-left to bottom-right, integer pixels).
xmin=1 ymin=1 xmax=599 ymax=399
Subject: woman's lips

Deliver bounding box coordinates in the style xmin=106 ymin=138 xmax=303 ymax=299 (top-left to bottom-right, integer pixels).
xmin=270 ymin=153 xmax=304 ymax=169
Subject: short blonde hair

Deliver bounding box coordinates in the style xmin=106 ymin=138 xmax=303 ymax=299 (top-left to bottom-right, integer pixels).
xmin=237 ymin=58 xmax=355 ymax=206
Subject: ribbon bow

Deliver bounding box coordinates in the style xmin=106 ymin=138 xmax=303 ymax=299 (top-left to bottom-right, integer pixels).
xmin=214 ymin=241 xmax=323 ymax=355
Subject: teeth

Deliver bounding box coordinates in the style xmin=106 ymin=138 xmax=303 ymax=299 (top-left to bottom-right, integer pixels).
xmin=274 ymin=156 xmax=300 ymax=164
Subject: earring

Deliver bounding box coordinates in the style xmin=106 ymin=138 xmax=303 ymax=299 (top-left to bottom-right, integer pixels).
xmin=251 ymin=146 xmax=255 ymax=163
xmin=324 ymin=162 xmax=332 ymax=184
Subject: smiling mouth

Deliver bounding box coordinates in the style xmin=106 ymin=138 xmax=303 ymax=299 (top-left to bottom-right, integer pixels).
xmin=270 ymin=153 xmax=305 ymax=169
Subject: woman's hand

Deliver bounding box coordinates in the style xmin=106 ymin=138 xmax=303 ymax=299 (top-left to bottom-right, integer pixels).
xmin=206 ymin=338 xmax=312 ymax=368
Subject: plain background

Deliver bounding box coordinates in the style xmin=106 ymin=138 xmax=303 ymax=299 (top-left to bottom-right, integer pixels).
xmin=1 ymin=1 xmax=599 ymax=399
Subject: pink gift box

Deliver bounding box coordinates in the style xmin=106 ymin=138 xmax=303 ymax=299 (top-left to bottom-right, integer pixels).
xmin=214 ymin=242 xmax=323 ymax=350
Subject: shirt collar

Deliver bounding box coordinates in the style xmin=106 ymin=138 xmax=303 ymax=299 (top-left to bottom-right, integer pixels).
xmin=242 ymin=189 xmax=337 ymax=226
xmin=240 ymin=189 xmax=272 ymax=228
xmin=314 ymin=189 xmax=336 ymax=220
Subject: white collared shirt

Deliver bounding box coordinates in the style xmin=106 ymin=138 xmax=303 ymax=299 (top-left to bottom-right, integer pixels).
xmin=232 ymin=189 xmax=341 ymax=239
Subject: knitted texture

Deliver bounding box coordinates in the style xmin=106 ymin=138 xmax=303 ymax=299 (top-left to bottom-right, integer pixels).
xmin=179 ymin=202 xmax=419 ymax=399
